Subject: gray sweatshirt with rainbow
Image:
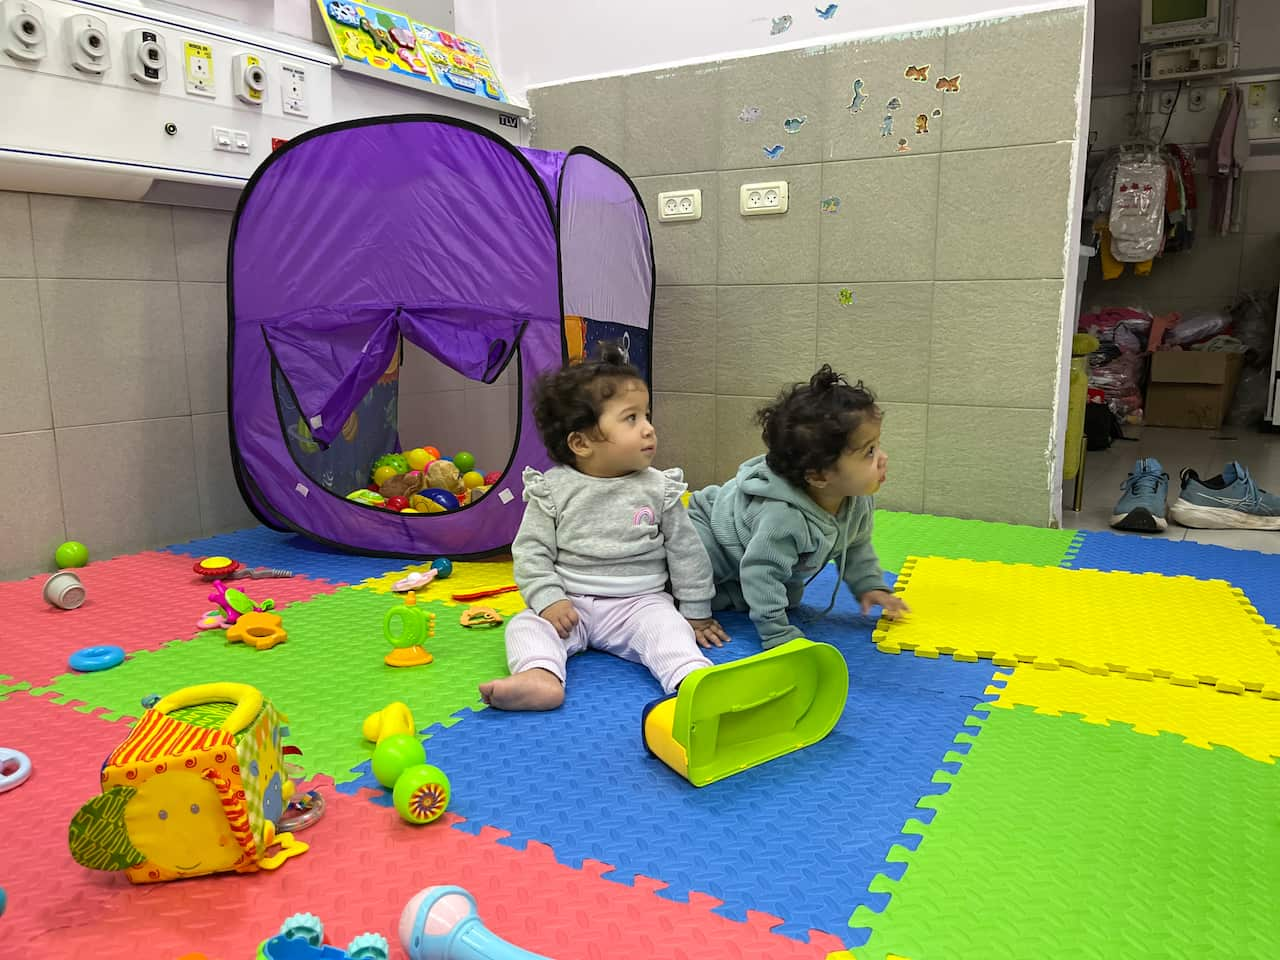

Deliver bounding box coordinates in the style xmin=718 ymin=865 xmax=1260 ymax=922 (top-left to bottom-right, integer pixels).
xmin=512 ymin=465 xmax=715 ymax=620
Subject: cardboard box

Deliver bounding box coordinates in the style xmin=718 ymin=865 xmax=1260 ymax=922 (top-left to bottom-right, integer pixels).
xmin=1144 ymin=351 xmax=1243 ymax=429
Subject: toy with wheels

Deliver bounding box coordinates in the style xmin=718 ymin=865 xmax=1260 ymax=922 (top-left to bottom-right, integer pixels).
xmin=642 ymin=639 xmax=849 ymax=787
xmin=399 ymin=886 xmax=552 ymax=960
xmin=259 ymin=912 xmax=389 ymax=959
xmin=68 ymin=682 xmax=309 ymax=883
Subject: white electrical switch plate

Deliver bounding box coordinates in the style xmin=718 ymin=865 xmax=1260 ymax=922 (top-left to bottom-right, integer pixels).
xmin=656 ymin=189 xmax=702 ymax=222
xmin=1188 ymin=89 xmax=1206 ymax=112
xmin=233 ymin=52 xmax=267 ymax=106
xmin=232 ymin=129 xmax=250 ymax=153
xmin=65 ymin=14 xmax=109 ymax=75
xmin=282 ymin=63 xmax=308 ymax=117
xmin=739 ymin=181 xmax=789 ymax=216
xmin=3 ymin=0 xmax=47 ymax=63
xmin=126 ymin=28 xmax=166 ymax=85
xmin=184 ymin=39 xmax=215 ymax=97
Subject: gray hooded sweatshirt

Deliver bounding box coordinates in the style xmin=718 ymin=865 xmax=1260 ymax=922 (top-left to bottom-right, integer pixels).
xmin=687 ymin=455 xmax=888 ymax=649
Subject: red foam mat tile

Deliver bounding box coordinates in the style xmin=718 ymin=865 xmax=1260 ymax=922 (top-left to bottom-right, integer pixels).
xmin=4 ymin=692 xmax=833 ymax=960
xmin=0 ymin=552 xmax=340 ymax=687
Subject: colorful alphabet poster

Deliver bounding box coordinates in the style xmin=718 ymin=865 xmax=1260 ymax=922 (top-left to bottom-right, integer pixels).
xmin=315 ymin=1 xmax=507 ymax=103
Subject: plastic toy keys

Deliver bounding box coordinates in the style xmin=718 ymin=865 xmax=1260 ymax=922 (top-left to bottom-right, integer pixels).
xmin=209 ymin=580 xmax=275 ymax=626
xmin=0 ymin=748 xmax=32 ymax=793
xmin=399 ymin=886 xmax=552 ymax=960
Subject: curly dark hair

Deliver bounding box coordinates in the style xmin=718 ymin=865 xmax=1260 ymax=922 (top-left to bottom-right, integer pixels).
xmin=531 ymin=342 xmax=646 ymax=466
xmin=756 ymin=365 xmax=881 ymax=487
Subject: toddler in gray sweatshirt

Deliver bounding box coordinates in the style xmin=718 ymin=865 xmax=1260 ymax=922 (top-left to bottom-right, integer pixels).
xmin=479 ymin=348 xmax=728 ymax=712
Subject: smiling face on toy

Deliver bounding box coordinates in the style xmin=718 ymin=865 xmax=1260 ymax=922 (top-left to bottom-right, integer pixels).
xmin=123 ymin=771 xmax=241 ymax=877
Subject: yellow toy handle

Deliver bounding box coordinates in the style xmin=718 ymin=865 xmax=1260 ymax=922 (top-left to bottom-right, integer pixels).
xmin=152 ymin=682 xmax=264 ymax=734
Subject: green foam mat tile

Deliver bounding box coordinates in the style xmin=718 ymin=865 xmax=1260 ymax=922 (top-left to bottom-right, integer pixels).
xmin=31 ymin=587 xmax=509 ymax=783
xmin=850 ymin=705 xmax=1280 ymax=959
xmin=872 ymin=512 xmax=1081 ymax=574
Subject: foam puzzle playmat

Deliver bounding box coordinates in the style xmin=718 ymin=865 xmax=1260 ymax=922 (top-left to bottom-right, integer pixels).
xmin=2 ymin=510 xmax=1277 ymax=959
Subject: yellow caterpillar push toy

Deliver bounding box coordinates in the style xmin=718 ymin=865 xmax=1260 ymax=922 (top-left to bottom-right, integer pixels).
xmin=68 ymin=682 xmax=309 ymax=883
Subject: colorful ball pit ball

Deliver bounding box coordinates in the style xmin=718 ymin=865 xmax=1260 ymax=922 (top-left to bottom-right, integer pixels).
xmin=393 ymin=764 xmax=451 ymax=825
xmin=422 ymin=446 xmax=440 ymax=460
xmin=371 ymin=734 xmax=427 ymax=789
xmin=421 ymin=488 xmax=459 ymax=511
xmin=430 ymin=558 xmax=453 ymax=579
xmin=385 ymin=496 xmax=409 ymax=512
xmin=483 ymin=471 xmax=501 ymax=486
xmin=462 ymin=470 xmax=485 ymax=489
xmin=373 ymin=465 xmax=400 ymax=487
xmin=405 ymin=448 xmax=433 ymax=471
xmin=55 ymin=541 xmax=89 ymax=569
xmin=452 ymin=451 xmax=476 ymax=473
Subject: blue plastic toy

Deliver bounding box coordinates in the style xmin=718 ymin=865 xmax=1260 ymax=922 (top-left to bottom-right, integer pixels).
xmin=399 ymin=886 xmax=551 ymax=960
xmin=260 ymin=912 xmax=389 ymax=959
xmin=430 ymin=558 xmax=453 ymax=579
xmin=68 ymin=644 xmax=125 ymax=672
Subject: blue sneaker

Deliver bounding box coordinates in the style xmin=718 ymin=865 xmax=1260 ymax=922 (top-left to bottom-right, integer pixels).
xmin=1170 ymin=461 xmax=1280 ymax=530
xmin=1110 ymin=458 xmax=1169 ymax=532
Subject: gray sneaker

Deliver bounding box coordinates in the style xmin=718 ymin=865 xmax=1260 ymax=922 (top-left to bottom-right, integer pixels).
xmin=1169 ymin=461 xmax=1280 ymax=530
xmin=1109 ymin=458 xmax=1169 ymax=532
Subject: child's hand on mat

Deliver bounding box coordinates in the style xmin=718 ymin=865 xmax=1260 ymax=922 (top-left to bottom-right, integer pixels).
xmin=859 ymin=590 xmax=909 ymax=620
xmin=539 ymin=599 xmax=579 ymax=638
xmin=688 ymin=617 xmax=730 ymax=648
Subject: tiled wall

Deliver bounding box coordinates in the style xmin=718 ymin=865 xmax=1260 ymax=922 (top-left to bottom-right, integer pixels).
xmin=529 ymin=7 xmax=1087 ymax=527
xmin=1082 ymin=170 xmax=1280 ymax=316
xmin=0 ymin=192 xmax=517 ymax=579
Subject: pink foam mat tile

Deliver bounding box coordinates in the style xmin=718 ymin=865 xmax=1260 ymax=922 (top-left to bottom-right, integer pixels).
xmin=7 ymin=736 xmax=838 ymax=960
xmin=0 ymin=551 xmax=341 ymax=687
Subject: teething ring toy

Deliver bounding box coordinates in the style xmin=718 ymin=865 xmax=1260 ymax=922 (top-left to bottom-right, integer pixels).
xmin=68 ymin=644 xmax=125 ymax=672
xmin=277 ymin=789 xmax=326 ymax=832
xmin=0 ymin=748 xmax=32 ymax=793
xmin=193 ymin=556 xmax=242 ymax=579
xmin=459 ymin=605 xmax=504 ymax=628
xmin=226 ymin=611 xmax=288 ymax=650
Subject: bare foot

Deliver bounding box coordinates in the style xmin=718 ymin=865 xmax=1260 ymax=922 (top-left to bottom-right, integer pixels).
xmin=479 ymin=668 xmax=565 ymax=711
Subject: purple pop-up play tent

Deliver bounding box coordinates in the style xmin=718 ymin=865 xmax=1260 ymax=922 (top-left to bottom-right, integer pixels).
xmin=227 ymin=116 xmax=654 ymax=558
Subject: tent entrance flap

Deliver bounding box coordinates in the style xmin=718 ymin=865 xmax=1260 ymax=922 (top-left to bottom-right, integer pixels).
xmin=263 ymin=304 xmax=529 ymax=446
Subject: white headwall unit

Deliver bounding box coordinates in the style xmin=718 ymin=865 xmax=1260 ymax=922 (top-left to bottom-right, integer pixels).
xmin=0 ymin=0 xmax=522 ymax=207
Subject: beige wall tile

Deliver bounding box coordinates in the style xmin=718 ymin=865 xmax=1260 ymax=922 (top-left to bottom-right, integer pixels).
xmin=718 ymin=48 xmax=827 ymax=170
xmin=30 ymin=196 xmax=176 ymax=280
xmin=718 ymin=163 xmax=821 ymax=284
xmin=0 ymin=191 xmax=35 ymax=277
xmin=653 ymin=391 xmax=716 ymax=490
xmin=942 ymin=8 xmax=1085 ymax=151
xmin=41 ymin=279 xmax=188 ymax=426
xmin=821 ymin=30 xmax=948 ymax=162
xmin=937 ymin=143 xmax=1073 ymax=280
xmin=531 ymin=76 xmax=625 ymax=159
xmin=653 ymin=285 xmax=716 ymax=394
xmin=174 ymin=207 xmax=232 ymax=282
xmin=819 ymin=155 xmax=939 ymax=282
xmin=714 ymin=394 xmax=769 ymax=482
xmin=0 ymin=430 xmax=65 ymax=578
xmin=624 ymin=63 xmax=721 ymax=176
xmin=180 ymin=282 xmax=228 ymax=415
xmin=930 ymin=280 xmax=1064 ymax=409
xmin=925 ymin=404 xmax=1054 ymax=525
xmin=634 ymin=173 xmax=719 ymax=285
xmin=816 ymin=281 xmax=933 ymax=404
xmin=0 ymin=279 xmax=53 ymax=433
xmin=56 ymin=417 xmax=201 ymax=554
xmin=192 ymin=412 xmax=255 ymax=534
xmin=877 ymin=400 xmax=927 ymax=512
xmin=716 ymin=285 xmax=817 ymax=396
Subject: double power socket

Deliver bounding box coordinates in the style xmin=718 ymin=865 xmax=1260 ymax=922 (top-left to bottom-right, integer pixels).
xmin=655 ymin=180 xmax=790 ymax=223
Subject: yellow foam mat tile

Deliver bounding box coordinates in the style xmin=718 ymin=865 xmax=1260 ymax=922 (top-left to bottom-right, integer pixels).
xmin=876 ymin=557 xmax=1280 ymax=696
xmin=986 ymin=666 xmax=1280 ymax=764
xmin=354 ymin=559 xmax=528 ymax=617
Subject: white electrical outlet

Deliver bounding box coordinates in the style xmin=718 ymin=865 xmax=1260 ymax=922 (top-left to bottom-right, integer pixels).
xmin=233 ymin=52 xmax=267 ymax=106
xmin=126 ymin=28 xmax=166 ymax=86
xmin=3 ymin=0 xmax=47 ymax=63
xmin=656 ymin=188 xmax=702 ymax=222
xmin=282 ymin=63 xmax=308 ymax=117
xmin=184 ymin=40 xmax=215 ymax=97
xmin=65 ymin=13 xmax=110 ymax=76
xmin=740 ymin=181 xmax=789 ymax=216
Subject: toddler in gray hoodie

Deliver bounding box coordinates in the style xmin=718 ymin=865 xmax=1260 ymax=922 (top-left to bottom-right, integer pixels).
xmin=689 ymin=366 xmax=908 ymax=649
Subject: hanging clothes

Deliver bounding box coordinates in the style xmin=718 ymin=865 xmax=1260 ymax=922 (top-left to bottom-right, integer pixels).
xmin=1208 ymin=86 xmax=1249 ymax=236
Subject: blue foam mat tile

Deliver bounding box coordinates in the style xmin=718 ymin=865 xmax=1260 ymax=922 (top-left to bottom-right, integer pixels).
xmin=161 ymin=525 xmax=410 ymax=584
xmin=1063 ymin=529 xmax=1280 ymax=623
xmin=336 ymin=567 xmax=998 ymax=947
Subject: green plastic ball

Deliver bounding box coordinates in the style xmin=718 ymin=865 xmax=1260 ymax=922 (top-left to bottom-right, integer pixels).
xmin=393 ymin=763 xmax=451 ymax=824
xmin=370 ymin=453 xmax=410 ymax=481
xmin=452 ymin=451 xmax=476 ymax=473
xmin=55 ymin=541 xmax=89 ymax=569
xmin=371 ymin=733 xmax=426 ymax=789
